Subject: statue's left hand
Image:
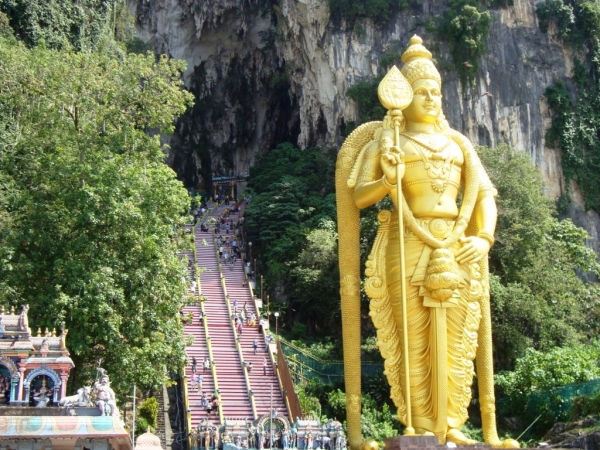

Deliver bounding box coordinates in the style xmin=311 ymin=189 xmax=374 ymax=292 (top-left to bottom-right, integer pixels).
xmin=455 ymin=236 xmax=490 ymax=264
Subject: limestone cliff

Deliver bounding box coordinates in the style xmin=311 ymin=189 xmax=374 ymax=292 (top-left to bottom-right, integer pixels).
xmin=130 ymin=0 xmax=599 ymax=245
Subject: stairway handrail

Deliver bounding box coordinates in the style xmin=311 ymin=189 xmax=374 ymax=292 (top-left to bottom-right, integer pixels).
xmin=281 ymin=354 xmax=345 ymax=383
xmin=195 ymin=229 xmax=221 ymax=424
xmin=276 ymin=338 xmax=302 ymax=421
xmin=213 ymin=231 xmax=258 ymax=421
xmin=183 ymin=224 xmax=200 ymax=445
xmin=278 ymin=337 xmax=344 ymax=364
xmin=182 ymin=372 xmax=193 ymax=449
xmin=194 ymin=200 xmax=220 ymax=232
xmin=204 ymin=228 xmax=225 ymax=424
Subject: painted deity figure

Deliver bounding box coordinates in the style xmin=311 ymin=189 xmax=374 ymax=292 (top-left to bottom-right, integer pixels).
xmin=336 ymin=36 xmax=518 ymax=449
xmin=94 ymin=374 xmax=119 ymax=418
xmin=0 ymin=374 xmax=8 ymax=403
xmin=283 ymin=430 xmax=290 ymax=449
xmin=33 ymin=377 xmax=52 ymax=407
xmin=306 ymin=430 xmax=314 ymax=450
xmin=204 ymin=427 xmax=211 ymax=450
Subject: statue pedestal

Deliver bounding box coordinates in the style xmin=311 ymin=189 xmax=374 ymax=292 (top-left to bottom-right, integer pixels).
xmin=384 ymin=436 xmax=492 ymax=450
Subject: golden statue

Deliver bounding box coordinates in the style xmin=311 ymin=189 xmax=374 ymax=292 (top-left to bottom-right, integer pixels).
xmin=336 ymin=36 xmax=519 ymax=449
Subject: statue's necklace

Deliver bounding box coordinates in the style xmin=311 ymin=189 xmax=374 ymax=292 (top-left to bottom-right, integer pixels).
xmin=403 ymin=132 xmax=451 ymax=153
xmin=402 ymin=133 xmax=454 ymax=193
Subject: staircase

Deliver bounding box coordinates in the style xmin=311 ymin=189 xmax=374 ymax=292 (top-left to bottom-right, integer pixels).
xmin=197 ymin=223 xmax=253 ymax=421
xmin=219 ymin=209 xmax=287 ymax=418
xmin=181 ymin=224 xmax=217 ymax=429
xmin=182 ymin=202 xmax=289 ymax=430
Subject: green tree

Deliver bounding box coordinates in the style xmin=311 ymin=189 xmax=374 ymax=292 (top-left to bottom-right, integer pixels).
xmin=496 ymin=342 xmax=600 ymax=398
xmin=479 ymin=145 xmax=600 ymax=370
xmin=245 ymin=144 xmax=338 ymax=335
xmin=0 ymin=38 xmax=194 ymax=396
xmin=0 ymin=1 xmax=147 ymax=55
xmin=288 ymin=219 xmax=341 ymax=333
xmin=319 ymin=388 xmax=402 ymax=443
xmin=437 ymin=0 xmax=491 ymax=87
xmin=346 ymin=79 xmax=386 ymax=133
xmin=536 ymin=0 xmax=600 ymax=212
xmin=0 ymin=0 xmax=115 ymax=50
xmin=136 ymin=396 xmax=159 ymax=434
xmin=495 ymin=341 xmax=600 ymax=433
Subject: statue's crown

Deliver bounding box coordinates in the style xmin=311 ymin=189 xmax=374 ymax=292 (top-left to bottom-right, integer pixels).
xmin=401 ymin=35 xmax=441 ymax=86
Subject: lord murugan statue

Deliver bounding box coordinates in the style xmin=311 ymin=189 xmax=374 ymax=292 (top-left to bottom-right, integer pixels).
xmin=336 ymin=36 xmax=518 ymax=449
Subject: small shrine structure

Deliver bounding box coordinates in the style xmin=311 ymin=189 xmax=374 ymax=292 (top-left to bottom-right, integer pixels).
xmin=0 ymin=304 xmax=74 ymax=406
xmin=0 ymin=305 xmax=131 ymax=450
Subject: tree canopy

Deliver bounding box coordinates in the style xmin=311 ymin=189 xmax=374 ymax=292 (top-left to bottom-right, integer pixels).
xmin=479 ymin=145 xmax=600 ymax=371
xmin=0 ymin=34 xmax=194 ymax=395
xmin=244 ymin=143 xmax=340 ymax=336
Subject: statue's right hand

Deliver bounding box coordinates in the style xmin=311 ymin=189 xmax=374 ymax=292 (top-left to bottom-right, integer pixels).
xmin=380 ymin=146 xmax=405 ymax=184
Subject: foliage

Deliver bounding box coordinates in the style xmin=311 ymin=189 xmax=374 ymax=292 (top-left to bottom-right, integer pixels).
xmin=288 ymin=339 xmax=340 ymax=361
xmin=496 ymin=342 xmax=600 ymax=398
xmin=479 ymin=145 xmax=555 ymax=280
xmin=0 ymin=0 xmax=148 ymax=56
xmin=327 ymin=389 xmax=348 ymax=420
xmin=536 ymin=0 xmax=600 ymax=212
xmin=571 ymin=391 xmax=600 ymax=420
xmin=245 ymin=143 xmax=339 ymax=336
xmin=297 ymin=385 xmax=322 ymax=419
xmin=436 ymin=0 xmax=491 ymax=87
xmin=135 ymin=417 xmax=153 ymax=435
xmin=495 ymin=342 xmax=600 ymax=433
xmin=328 ymin=0 xmax=421 ymax=25
xmin=319 ymin=388 xmax=402 ymax=442
xmin=537 ymin=0 xmax=575 ymax=38
xmin=478 ymin=145 xmax=600 ymax=371
xmin=379 ymin=44 xmax=402 ymax=70
xmin=138 ymin=397 xmax=159 ymax=429
xmin=0 ymin=38 xmax=194 ymax=397
xmin=288 ymin=219 xmax=341 ymax=335
xmin=301 ymin=378 xmax=345 ymax=419
xmin=363 ymin=373 xmax=393 ymax=408
xmin=459 ymin=423 xmax=484 ymax=443
xmin=0 ymin=0 xmax=114 ymax=50
xmin=346 ymin=79 xmax=386 ymax=135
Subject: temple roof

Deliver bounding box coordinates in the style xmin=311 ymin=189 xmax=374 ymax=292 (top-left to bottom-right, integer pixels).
xmin=0 ymin=305 xmax=73 ymax=366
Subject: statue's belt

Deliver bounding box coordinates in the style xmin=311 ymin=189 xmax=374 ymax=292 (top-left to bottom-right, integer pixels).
xmin=388 ymin=216 xmax=458 ymax=240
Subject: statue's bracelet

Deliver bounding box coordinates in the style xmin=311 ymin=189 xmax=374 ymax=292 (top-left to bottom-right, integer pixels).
xmin=477 ymin=231 xmax=495 ymax=247
xmin=381 ymin=175 xmax=396 ymax=190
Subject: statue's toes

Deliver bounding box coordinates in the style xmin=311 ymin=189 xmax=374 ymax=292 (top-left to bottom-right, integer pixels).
xmin=501 ymin=439 xmax=520 ymax=448
xmin=446 ymin=429 xmax=477 ymax=445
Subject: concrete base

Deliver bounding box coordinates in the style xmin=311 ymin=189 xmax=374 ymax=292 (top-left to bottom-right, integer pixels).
xmin=384 ymin=435 xmax=491 ymax=450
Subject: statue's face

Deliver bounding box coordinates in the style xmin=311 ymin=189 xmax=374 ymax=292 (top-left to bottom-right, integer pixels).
xmin=403 ymin=79 xmax=442 ymax=125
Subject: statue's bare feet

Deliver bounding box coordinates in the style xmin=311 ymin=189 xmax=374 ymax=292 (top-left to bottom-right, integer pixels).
xmin=446 ymin=429 xmax=477 ymax=445
xmin=414 ymin=428 xmax=435 ymax=437
xmin=498 ymin=439 xmax=520 ymax=448
xmin=485 ymin=437 xmax=520 ymax=448
xmin=361 ymin=439 xmax=378 ymax=450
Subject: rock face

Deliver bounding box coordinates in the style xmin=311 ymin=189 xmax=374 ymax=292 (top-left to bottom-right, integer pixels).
xmin=129 ymin=0 xmax=599 ymax=242
xmin=546 ymin=416 xmax=600 ymax=449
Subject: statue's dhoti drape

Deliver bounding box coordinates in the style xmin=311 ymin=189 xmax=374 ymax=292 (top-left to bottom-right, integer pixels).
xmin=382 ymin=214 xmax=482 ymax=437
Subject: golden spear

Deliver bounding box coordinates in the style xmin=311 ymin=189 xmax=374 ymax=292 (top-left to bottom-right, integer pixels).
xmin=377 ymin=66 xmax=415 ymax=435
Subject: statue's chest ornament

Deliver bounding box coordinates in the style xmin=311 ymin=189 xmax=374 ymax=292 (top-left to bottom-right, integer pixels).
xmin=403 ymin=133 xmax=455 ymax=193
